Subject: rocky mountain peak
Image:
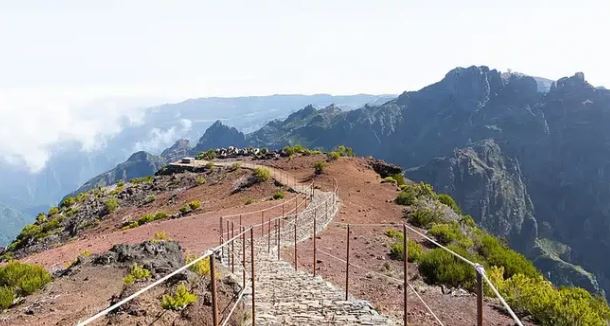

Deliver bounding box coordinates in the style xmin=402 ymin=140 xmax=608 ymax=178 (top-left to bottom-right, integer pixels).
xmin=192 ymin=121 xmax=246 ymax=153
xmin=160 ymin=139 xmax=190 ymax=162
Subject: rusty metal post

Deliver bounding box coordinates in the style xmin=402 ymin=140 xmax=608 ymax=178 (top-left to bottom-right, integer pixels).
xmin=210 ymin=255 xmax=218 ymax=326
xmin=313 ymin=209 xmax=317 ymax=276
xmin=250 ymin=227 xmax=256 ymax=325
xmin=261 ymin=211 xmax=264 ymax=237
xmin=477 ymin=268 xmax=483 ymax=326
xmin=345 ymin=224 xmax=350 ymax=300
xmin=241 ymin=226 xmax=246 ymax=290
xmin=267 ymin=216 xmax=271 ymax=253
xmin=277 ymin=215 xmax=281 ymax=260
xmin=220 ymin=216 xmax=224 ymax=257
xmin=403 ymin=224 xmax=408 ymax=325
xmin=231 ymin=222 xmax=235 ymax=273
xmin=226 ymin=220 xmax=230 ymax=260
xmin=294 ymin=208 xmax=298 ymax=271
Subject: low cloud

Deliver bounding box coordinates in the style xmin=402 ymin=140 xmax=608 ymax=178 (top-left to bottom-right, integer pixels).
xmin=0 ymin=88 xmax=153 ymax=172
xmin=133 ymin=119 xmax=193 ymax=153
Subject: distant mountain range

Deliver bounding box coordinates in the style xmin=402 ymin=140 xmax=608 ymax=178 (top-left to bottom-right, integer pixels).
xmin=72 ymin=66 xmax=610 ymax=301
xmin=0 ymin=94 xmax=391 ymax=245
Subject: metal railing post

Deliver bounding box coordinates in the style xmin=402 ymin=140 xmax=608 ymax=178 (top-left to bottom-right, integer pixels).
xmin=294 ymin=205 xmax=298 ymax=271
xmin=267 ymin=216 xmax=271 ymax=253
xmin=241 ymin=226 xmax=246 ymax=290
xmin=226 ymin=220 xmax=230 ymax=260
xmin=477 ymin=266 xmax=484 ymax=326
xmin=345 ymin=224 xmax=350 ymax=300
xmin=250 ymin=227 xmax=256 ymax=326
xmin=403 ymin=224 xmax=408 ymax=325
xmin=210 ymin=255 xmax=218 ymax=326
xmin=220 ymin=217 xmax=224 ymax=257
xmin=277 ymin=215 xmax=281 ymax=260
xmin=231 ymin=222 xmax=235 ymax=273
xmin=313 ymin=209 xmax=317 ymax=276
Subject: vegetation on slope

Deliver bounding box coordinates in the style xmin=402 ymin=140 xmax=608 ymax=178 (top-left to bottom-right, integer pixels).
xmin=389 ymin=182 xmax=610 ymax=325
xmin=0 ymin=262 xmax=52 ymax=310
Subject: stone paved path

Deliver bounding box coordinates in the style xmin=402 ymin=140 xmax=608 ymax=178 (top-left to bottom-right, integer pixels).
xmin=215 ymin=161 xmax=397 ymax=325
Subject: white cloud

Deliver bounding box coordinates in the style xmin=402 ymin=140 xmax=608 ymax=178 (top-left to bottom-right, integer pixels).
xmin=0 ymin=87 xmax=156 ymax=172
xmin=133 ymin=119 xmax=193 ymax=154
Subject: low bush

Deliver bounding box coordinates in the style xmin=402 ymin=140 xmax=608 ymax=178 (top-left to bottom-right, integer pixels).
xmin=459 ymin=215 xmax=476 ymax=227
xmin=273 ymin=191 xmax=285 ymax=200
xmin=179 ymin=205 xmax=192 ymax=215
xmin=131 ymin=176 xmax=153 ymax=184
xmin=254 ymin=167 xmax=271 ymax=183
xmin=135 ymin=212 xmax=168 ymax=227
xmin=0 ymin=261 xmax=52 ymax=296
xmin=335 ymin=145 xmax=354 ymax=157
xmin=488 ymin=266 xmax=610 ymax=325
xmin=408 ymin=207 xmax=442 ymax=229
xmin=104 ymin=198 xmax=119 ymax=214
xmin=477 ymin=233 xmax=538 ymax=279
xmin=205 ymin=162 xmax=214 ymax=169
xmin=123 ymin=263 xmax=151 ymax=285
xmin=390 ymin=239 xmax=424 ymax=262
xmin=382 ymin=176 xmax=397 ymax=184
xmin=60 ymin=196 xmax=76 ymax=208
xmin=230 ymin=162 xmax=241 ymax=171
xmin=244 ymin=198 xmax=254 ymax=205
xmin=389 ymin=173 xmax=406 ymax=186
xmin=195 ymin=175 xmax=206 ymax=185
xmin=151 ymin=231 xmax=170 ymax=242
xmin=384 ymin=228 xmax=403 ymax=240
xmin=428 ymin=223 xmax=462 ymax=245
xmin=48 ymin=207 xmax=60 ymax=216
xmin=35 ymin=213 xmax=47 ymax=224
xmin=418 ymin=245 xmax=478 ymax=289
xmin=327 ymin=151 xmax=341 ymax=161
xmin=395 ymin=182 xmax=436 ymax=206
xmin=313 ymin=161 xmax=326 ymax=175
xmin=0 ymin=286 xmax=14 ymax=310
xmin=161 ymin=283 xmax=198 ymax=310
xmin=186 ymin=255 xmax=211 ymax=277
xmin=196 ymin=149 xmax=217 ymax=161
xmin=438 ymin=193 xmax=462 ymax=214
xmin=187 ymin=200 xmax=201 ymax=210
xmin=144 ymin=194 xmax=155 ymax=204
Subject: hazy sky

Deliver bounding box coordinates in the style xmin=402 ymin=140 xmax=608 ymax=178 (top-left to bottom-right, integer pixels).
xmin=1 ymin=0 xmax=609 ymax=171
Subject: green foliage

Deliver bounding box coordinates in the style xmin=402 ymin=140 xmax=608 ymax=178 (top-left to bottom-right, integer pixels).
xmin=0 ymin=286 xmax=14 ymax=310
xmin=151 ymin=231 xmax=170 ymax=242
xmin=395 ymin=182 xmax=436 ymax=206
xmin=418 ymin=245 xmax=478 ymax=289
xmin=186 ymin=255 xmax=211 ymax=277
xmin=116 ymin=181 xmax=125 ymax=188
xmin=104 ymin=198 xmax=119 ymax=214
xmin=384 ymin=228 xmax=403 ymax=239
xmin=313 ymin=161 xmax=326 ymax=174
xmin=438 ymin=193 xmax=461 ymax=214
xmin=144 ymin=194 xmax=156 ymax=204
xmin=244 ymin=198 xmax=254 ymax=205
xmin=136 ymin=212 xmax=168 ymax=226
xmin=273 ymin=191 xmax=285 ymax=200
xmin=254 ymin=167 xmax=271 ymax=183
xmin=385 ymin=229 xmax=423 ymax=262
xmin=205 ymin=162 xmax=214 ymax=169
xmin=382 ymin=176 xmax=397 ymax=184
xmin=131 ymin=176 xmax=154 ymax=184
xmin=161 ymin=283 xmax=198 ymax=310
xmin=0 ymin=261 xmax=52 ymax=296
xmin=179 ymin=200 xmax=200 ymax=215
xmin=489 ymin=266 xmax=610 ymax=325
xmin=334 ymin=145 xmax=354 ymax=157
xmin=196 ymin=149 xmax=217 ymax=161
xmin=60 ymin=196 xmax=76 ymax=208
xmin=230 ymin=162 xmax=241 ymax=171
xmin=188 ymin=200 xmax=201 ymax=210
xmin=327 ymin=151 xmax=341 ymax=161
xmin=283 ymin=144 xmax=305 ymax=156
xmin=179 ymin=205 xmax=192 ymax=215
xmin=477 ymin=233 xmax=539 ymax=279
xmin=459 ymin=215 xmax=476 ymax=227
xmin=47 ymin=207 xmax=60 ymax=216
xmin=408 ymin=207 xmax=442 ymax=229
xmin=76 ymin=192 xmax=88 ymax=203
xmin=17 ymin=224 xmax=43 ymax=241
xmin=428 ymin=223 xmax=463 ymax=245
xmin=35 ymin=213 xmax=47 ymax=224
xmin=123 ymin=264 xmax=151 ymax=285
xmin=195 ymin=175 xmax=206 ymax=185
xmin=389 ymin=173 xmax=406 ymax=186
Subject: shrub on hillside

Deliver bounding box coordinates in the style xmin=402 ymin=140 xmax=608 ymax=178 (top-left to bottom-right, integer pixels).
xmin=313 ymin=161 xmax=326 ymax=175
xmin=273 ymin=191 xmax=285 ymax=200
xmin=335 ymin=145 xmax=354 ymax=157
xmin=477 ymin=233 xmax=538 ymax=279
xmin=60 ymin=196 xmax=76 ymax=208
xmin=195 ymin=175 xmax=206 ymax=185
xmin=186 ymin=255 xmax=213 ymax=277
xmin=418 ymin=245 xmax=478 ymax=289
xmin=254 ymin=167 xmax=271 ymax=183
xmin=135 ymin=212 xmax=168 ymax=227
xmin=390 ymin=239 xmax=424 ymax=262
xmin=0 ymin=286 xmax=14 ymax=310
xmin=438 ymin=193 xmax=462 ymax=214
xmin=196 ymin=149 xmax=217 ymax=161
xmin=408 ymin=207 xmax=442 ymax=228
xmin=151 ymin=231 xmax=170 ymax=242
xmin=188 ymin=200 xmax=201 ymax=210
xmin=35 ymin=213 xmax=47 ymax=224
xmin=104 ymin=198 xmax=119 ymax=214
xmin=395 ymin=182 xmax=436 ymax=206
xmin=389 ymin=173 xmax=406 ymax=186
xmin=0 ymin=261 xmax=52 ymax=296
xmin=131 ymin=176 xmax=153 ymax=184
xmin=327 ymin=151 xmax=341 ymax=161
xmin=161 ymin=283 xmax=198 ymax=310
xmin=428 ymin=223 xmax=463 ymax=245
xmin=123 ymin=263 xmax=151 ymax=285
xmin=47 ymin=207 xmax=60 ymax=216
xmin=488 ymin=266 xmax=610 ymax=325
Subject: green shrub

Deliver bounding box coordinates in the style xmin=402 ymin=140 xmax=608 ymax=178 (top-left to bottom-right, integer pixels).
xmin=35 ymin=213 xmax=47 ymax=224
xmin=418 ymin=246 xmax=477 ymax=289
xmin=460 ymin=215 xmax=476 ymax=227
xmin=245 ymin=198 xmax=254 ymax=205
xmin=489 ymin=266 xmax=610 ymax=326
xmin=385 ymin=228 xmax=403 ymax=240
xmin=151 ymin=231 xmax=170 ymax=242
xmin=273 ymin=191 xmax=285 ymax=200
xmin=179 ymin=205 xmax=192 ymax=215
xmin=327 ymin=151 xmax=341 ymax=161
xmin=0 ymin=286 xmax=14 ymax=310
xmin=196 ymin=149 xmax=217 ymax=161
xmin=477 ymin=233 xmax=538 ymax=279
xmin=186 ymin=255 xmax=211 ymax=277
xmin=161 ymin=283 xmax=198 ymax=310
xmin=131 ymin=176 xmax=153 ymax=184
xmin=60 ymin=196 xmax=76 ymax=208
xmin=438 ymin=193 xmax=462 ymax=214
xmin=144 ymin=194 xmax=155 ymax=204
xmin=313 ymin=161 xmax=326 ymax=175
xmin=395 ymin=182 xmax=436 ymax=206
xmin=47 ymin=207 xmax=60 ymax=216
xmin=254 ymin=167 xmax=271 ymax=183
xmin=76 ymin=192 xmax=88 ymax=203
xmin=104 ymin=198 xmax=119 ymax=214
xmin=136 ymin=212 xmax=168 ymax=226
xmin=283 ymin=145 xmax=306 ymax=156
xmin=428 ymin=223 xmax=462 ymax=245
xmin=16 ymin=224 xmax=43 ymax=241
xmin=123 ymin=263 xmax=151 ymax=285
xmin=41 ymin=218 xmax=61 ymax=233
xmin=389 ymin=173 xmax=406 ymax=186
xmin=117 ymin=181 xmax=125 ymax=188
xmin=408 ymin=207 xmax=441 ymax=229
xmin=335 ymin=145 xmax=354 ymax=157
xmin=195 ymin=175 xmax=206 ymax=185
xmin=188 ymin=200 xmax=201 ymax=210
xmin=390 ymin=239 xmax=424 ymax=262
xmin=205 ymin=162 xmax=214 ymax=169
xmin=0 ymin=261 xmax=52 ymax=296
xmin=230 ymin=162 xmax=241 ymax=171
xmin=382 ymin=176 xmax=397 ymax=184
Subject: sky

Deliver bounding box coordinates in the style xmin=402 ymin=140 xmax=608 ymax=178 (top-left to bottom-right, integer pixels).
xmin=0 ymin=0 xmax=609 ymax=171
